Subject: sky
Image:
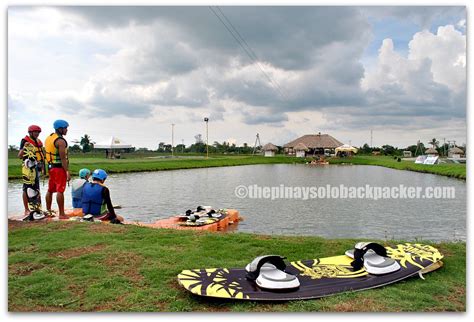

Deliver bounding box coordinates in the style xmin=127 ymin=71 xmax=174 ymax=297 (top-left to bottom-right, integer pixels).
xmin=7 ymin=5 xmax=467 ymax=150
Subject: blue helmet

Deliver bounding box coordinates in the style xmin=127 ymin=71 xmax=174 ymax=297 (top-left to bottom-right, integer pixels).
xmin=92 ymin=169 xmax=108 ymax=181
xmin=79 ymin=168 xmax=91 ymax=179
xmin=53 ymin=119 xmax=69 ymax=130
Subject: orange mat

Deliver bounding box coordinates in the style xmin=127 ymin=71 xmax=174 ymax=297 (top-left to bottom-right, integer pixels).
xmin=136 ymin=209 xmax=241 ymax=231
xmin=11 ymin=208 xmax=241 ymax=232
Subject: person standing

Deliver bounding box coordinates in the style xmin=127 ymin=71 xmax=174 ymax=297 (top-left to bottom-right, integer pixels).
xmin=44 ymin=119 xmax=70 ymax=219
xmin=18 ymin=125 xmax=46 ymax=217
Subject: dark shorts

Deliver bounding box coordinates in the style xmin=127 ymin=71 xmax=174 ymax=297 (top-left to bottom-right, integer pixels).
xmin=48 ymin=168 xmax=67 ymax=193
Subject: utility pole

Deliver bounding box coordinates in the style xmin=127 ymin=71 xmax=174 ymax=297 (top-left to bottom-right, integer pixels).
xmin=171 ymin=123 xmax=175 ymax=157
xmin=370 ymin=130 xmax=373 ymax=148
xmin=443 ymin=138 xmax=446 ymax=157
xmin=182 ymin=139 xmax=184 ymax=153
xmin=204 ymin=117 xmax=209 ymax=159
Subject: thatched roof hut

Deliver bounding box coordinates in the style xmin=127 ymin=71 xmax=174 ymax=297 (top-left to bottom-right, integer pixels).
xmin=448 ymin=146 xmax=464 ymax=158
xmin=294 ymin=143 xmax=309 ymax=151
xmin=449 ymin=147 xmax=464 ymax=155
xmin=425 ymin=148 xmax=439 ymax=155
xmin=283 ymin=133 xmax=343 ymax=150
xmin=262 ymin=143 xmax=278 ymax=151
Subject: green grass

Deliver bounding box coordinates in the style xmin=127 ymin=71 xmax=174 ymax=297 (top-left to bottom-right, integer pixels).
xmin=8 ymin=154 xmax=306 ymax=179
xmin=328 ymin=156 xmax=466 ymax=180
xmin=8 ymin=221 xmax=465 ymax=312
xmin=9 ymin=153 xmax=466 ymax=180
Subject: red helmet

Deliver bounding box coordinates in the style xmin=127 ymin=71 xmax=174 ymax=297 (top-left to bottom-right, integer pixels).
xmin=28 ymin=125 xmax=42 ymax=133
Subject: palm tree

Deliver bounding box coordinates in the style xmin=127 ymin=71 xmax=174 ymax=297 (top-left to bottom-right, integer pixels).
xmin=429 ymin=138 xmax=439 ymax=149
xmin=73 ymin=134 xmax=95 ymax=153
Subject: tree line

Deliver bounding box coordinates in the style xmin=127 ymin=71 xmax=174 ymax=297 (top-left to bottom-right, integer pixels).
xmin=8 ymin=134 xmax=465 ymax=157
xmin=358 ymin=138 xmax=466 ymax=156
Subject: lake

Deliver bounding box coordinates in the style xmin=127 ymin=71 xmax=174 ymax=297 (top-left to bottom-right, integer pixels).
xmin=8 ymin=164 xmax=466 ymax=242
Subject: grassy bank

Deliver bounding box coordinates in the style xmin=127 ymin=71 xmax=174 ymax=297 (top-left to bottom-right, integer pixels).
xmin=8 ymin=154 xmax=466 ymax=180
xmin=8 ymin=221 xmax=465 ymax=312
xmin=328 ymin=156 xmax=466 ymax=180
xmin=8 ymin=154 xmax=305 ymax=180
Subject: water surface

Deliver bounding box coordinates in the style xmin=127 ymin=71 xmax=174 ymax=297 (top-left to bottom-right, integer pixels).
xmin=8 ymin=164 xmax=466 ymax=241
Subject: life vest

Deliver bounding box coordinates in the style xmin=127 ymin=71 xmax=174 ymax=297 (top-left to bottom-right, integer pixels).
xmin=71 ymin=178 xmax=88 ymax=204
xmin=23 ymin=135 xmax=44 ymax=162
xmin=44 ymin=133 xmax=68 ymax=166
xmin=81 ymin=182 xmax=106 ymax=216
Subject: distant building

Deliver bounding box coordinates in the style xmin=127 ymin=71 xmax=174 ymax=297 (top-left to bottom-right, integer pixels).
xmin=283 ymin=132 xmax=343 ymax=156
xmin=262 ymin=143 xmax=278 ymax=157
xmin=294 ymin=143 xmax=309 ymax=158
xmin=425 ymin=148 xmax=439 ymax=156
xmin=448 ymin=147 xmax=464 ymax=159
xmin=403 ymin=151 xmax=413 ymax=158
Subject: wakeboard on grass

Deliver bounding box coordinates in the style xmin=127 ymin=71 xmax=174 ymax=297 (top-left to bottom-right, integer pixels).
xmin=177 ymin=242 xmax=443 ymax=301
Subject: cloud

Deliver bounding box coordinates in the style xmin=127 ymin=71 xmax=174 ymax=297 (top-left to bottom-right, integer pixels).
xmin=361 ymin=6 xmax=466 ymax=29
xmin=241 ymin=107 xmax=288 ymax=126
xmin=82 ymin=81 xmax=152 ymax=117
xmin=61 ymin=6 xmax=371 ymax=71
xmin=8 ymin=6 xmax=467 ymax=148
xmin=336 ymin=25 xmax=466 ymax=129
xmin=57 ymin=97 xmax=86 ymax=114
xmin=408 ymin=25 xmax=466 ymax=90
xmin=7 ymin=93 xmax=25 ymax=113
xmin=42 ymin=6 xmax=371 ymax=120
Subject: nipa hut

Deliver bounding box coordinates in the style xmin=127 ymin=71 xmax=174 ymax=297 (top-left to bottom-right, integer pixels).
xmin=283 ymin=132 xmax=343 ymax=156
xmin=294 ymin=143 xmax=309 ymax=158
xmin=425 ymin=148 xmax=439 ymax=156
xmin=262 ymin=143 xmax=278 ymax=157
xmin=448 ymin=146 xmax=464 ymax=159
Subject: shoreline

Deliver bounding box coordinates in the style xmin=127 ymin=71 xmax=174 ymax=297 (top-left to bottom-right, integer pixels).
xmin=8 ymin=155 xmax=466 ymax=180
xmin=7 ymin=155 xmax=306 ymax=180
xmin=328 ymin=156 xmax=466 ymax=180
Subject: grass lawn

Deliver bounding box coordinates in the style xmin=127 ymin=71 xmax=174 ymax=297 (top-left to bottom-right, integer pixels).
xmin=328 ymin=156 xmax=466 ymax=180
xmin=9 ymin=153 xmax=466 ymax=181
xmin=8 ymin=154 xmax=306 ymax=180
xmin=8 ymin=221 xmax=465 ymax=312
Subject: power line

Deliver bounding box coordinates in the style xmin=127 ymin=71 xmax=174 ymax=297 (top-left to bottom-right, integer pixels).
xmin=215 ymin=6 xmax=290 ymax=101
xmin=208 ymin=6 xmax=290 ymax=102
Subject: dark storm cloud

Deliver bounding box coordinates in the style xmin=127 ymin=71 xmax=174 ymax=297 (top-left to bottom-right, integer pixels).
xmin=60 ymin=6 xmax=371 ymax=70
xmin=241 ymin=109 xmax=288 ymax=126
xmin=48 ymin=6 xmax=374 ymax=120
xmin=15 ymin=6 xmax=465 ymax=128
